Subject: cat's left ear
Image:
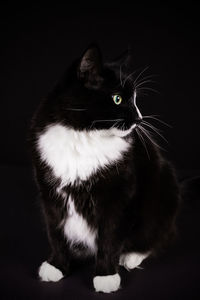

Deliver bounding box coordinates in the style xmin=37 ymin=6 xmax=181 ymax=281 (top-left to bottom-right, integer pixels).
xmin=106 ymin=47 xmax=133 ymax=70
xmin=78 ymin=44 xmax=103 ymax=88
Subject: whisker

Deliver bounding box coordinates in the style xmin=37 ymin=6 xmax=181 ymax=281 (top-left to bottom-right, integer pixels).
xmin=111 ymin=119 xmax=124 ymax=129
xmin=142 ymin=115 xmax=172 ymax=128
xmin=90 ymin=118 xmax=124 ymax=129
xmin=136 ymin=128 xmax=150 ymax=160
xmin=132 ymin=66 xmax=150 ymax=88
xmin=123 ymin=67 xmax=154 ymax=88
xmin=133 ymin=77 xmax=157 ymax=92
xmin=135 ymin=90 xmax=149 ymax=97
xmin=136 ymin=87 xmax=160 ymax=95
xmin=92 ymin=118 xmax=124 ymax=124
xmin=64 ymin=108 xmax=87 ymax=111
xmin=142 ymin=120 xmax=163 ymax=133
xmin=122 ymin=70 xmax=137 ymax=87
xmin=135 ymin=74 xmax=158 ymax=84
xmin=122 ymin=122 xmax=126 ymax=131
xmin=134 ymin=79 xmax=156 ymax=89
xmin=142 ymin=121 xmax=168 ymax=143
xmin=138 ymin=125 xmax=166 ymax=151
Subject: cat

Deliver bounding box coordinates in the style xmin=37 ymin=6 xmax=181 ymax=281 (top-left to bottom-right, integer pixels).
xmin=28 ymin=44 xmax=180 ymax=293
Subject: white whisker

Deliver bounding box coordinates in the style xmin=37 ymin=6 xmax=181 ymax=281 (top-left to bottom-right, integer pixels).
xmin=142 ymin=121 xmax=168 ymax=143
xmin=136 ymin=128 xmax=150 ymax=160
xmin=142 ymin=115 xmax=172 ymax=128
xmin=136 ymin=87 xmax=160 ymax=95
xmin=111 ymin=119 xmax=124 ymax=129
xmin=90 ymin=118 xmax=124 ymax=129
xmin=134 ymin=79 xmax=156 ymax=89
xmin=135 ymin=74 xmax=158 ymax=84
xmin=92 ymin=118 xmax=124 ymax=124
xmin=138 ymin=125 xmax=166 ymax=151
xmin=64 ymin=108 xmax=87 ymax=111
xmin=122 ymin=70 xmax=137 ymax=87
xmin=132 ymin=66 xmax=150 ymax=88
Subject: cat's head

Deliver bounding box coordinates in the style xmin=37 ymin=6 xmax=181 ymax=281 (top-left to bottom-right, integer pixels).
xmin=57 ymin=44 xmax=143 ymax=137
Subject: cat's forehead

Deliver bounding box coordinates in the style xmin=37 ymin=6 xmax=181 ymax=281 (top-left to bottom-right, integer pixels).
xmin=102 ymin=66 xmax=134 ymax=98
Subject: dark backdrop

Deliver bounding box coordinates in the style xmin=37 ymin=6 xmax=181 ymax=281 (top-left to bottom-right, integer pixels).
xmin=0 ymin=2 xmax=200 ymax=300
xmin=0 ymin=2 xmax=200 ymax=170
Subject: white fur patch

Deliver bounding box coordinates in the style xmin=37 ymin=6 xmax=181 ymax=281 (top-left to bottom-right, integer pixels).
xmin=93 ymin=273 xmax=121 ymax=293
xmin=119 ymin=252 xmax=149 ymax=270
xmin=64 ymin=195 xmax=97 ymax=254
xmin=38 ymin=261 xmax=64 ymax=282
xmin=37 ymin=124 xmax=131 ymax=185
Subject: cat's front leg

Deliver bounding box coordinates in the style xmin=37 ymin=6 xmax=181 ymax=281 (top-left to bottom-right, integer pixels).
xmin=93 ymin=273 xmax=121 ymax=294
xmin=38 ymin=222 xmax=71 ymax=282
xmin=93 ymin=252 xmax=121 ymax=293
xmin=93 ymin=228 xmax=122 ymax=293
xmin=39 ymin=261 xmax=64 ymax=282
xmin=38 ymin=191 xmax=71 ymax=282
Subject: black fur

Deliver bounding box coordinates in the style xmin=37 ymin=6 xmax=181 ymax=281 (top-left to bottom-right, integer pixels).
xmin=28 ymin=44 xmax=180 ymax=283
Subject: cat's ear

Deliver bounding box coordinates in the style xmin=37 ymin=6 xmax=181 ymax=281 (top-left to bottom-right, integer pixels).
xmin=106 ymin=48 xmax=133 ymax=70
xmin=78 ymin=44 xmax=103 ymax=88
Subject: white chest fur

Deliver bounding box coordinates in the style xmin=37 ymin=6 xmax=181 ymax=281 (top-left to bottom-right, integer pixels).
xmin=37 ymin=123 xmax=130 ymax=185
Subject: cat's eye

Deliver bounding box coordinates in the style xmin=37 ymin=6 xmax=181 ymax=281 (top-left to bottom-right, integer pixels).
xmin=112 ymin=94 xmax=122 ymax=105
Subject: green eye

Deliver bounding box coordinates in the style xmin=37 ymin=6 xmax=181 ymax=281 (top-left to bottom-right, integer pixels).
xmin=112 ymin=94 xmax=122 ymax=105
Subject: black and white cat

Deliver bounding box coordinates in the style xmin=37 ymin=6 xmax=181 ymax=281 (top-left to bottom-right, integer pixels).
xmin=29 ymin=44 xmax=180 ymax=293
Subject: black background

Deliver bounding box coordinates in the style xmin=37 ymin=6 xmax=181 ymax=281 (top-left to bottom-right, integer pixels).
xmin=0 ymin=2 xmax=200 ymax=300
xmin=1 ymin=1 xmax=200 ymax=170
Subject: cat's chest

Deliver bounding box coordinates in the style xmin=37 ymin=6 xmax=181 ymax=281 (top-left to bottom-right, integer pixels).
xmin=64 ymin=195 xmax=97 ymax=254
xmin=37 ymin=123 xmax=130 ymax=185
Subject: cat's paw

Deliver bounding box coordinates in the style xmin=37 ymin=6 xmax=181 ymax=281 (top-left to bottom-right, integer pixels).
xmin=93 ymin=273 xmax=121 ymax=293
xmin=119 ymin=252 xmax=148 ymax=271
xmin=38 ymin=261 xmax=64 ymax=282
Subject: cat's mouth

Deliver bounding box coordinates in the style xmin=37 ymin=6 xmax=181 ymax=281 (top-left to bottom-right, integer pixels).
xmin=98 ymin=121 xmax=139 ymax=138
xmin=109 ymin=123 xmax=137 ymax=137
xmin=90 ymin=118 xmax=141 ymax=137
xmin=110 ymin=116 xmax=143 ymax=137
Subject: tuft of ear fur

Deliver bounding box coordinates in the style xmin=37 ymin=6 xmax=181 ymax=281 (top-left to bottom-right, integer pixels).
xmin=78 ymin=44 xmax=103 ymax=88
xmin=106 ymin=47 xmax=133 ymax=71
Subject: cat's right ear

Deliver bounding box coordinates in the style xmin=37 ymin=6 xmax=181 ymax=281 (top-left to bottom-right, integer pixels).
xmin=106 ymin=48 xmax=133 ymax=70
xmin=77 ymin=44 xmax=103 ymax=88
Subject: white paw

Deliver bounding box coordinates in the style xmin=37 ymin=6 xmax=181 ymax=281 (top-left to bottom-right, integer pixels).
xmin=38 ymin=261 xmax=64 ymax=282
xmin=93 ymin=273 xmax=121 ymax=293
xmin=119 ymin=252 xmax=148 ymax=270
